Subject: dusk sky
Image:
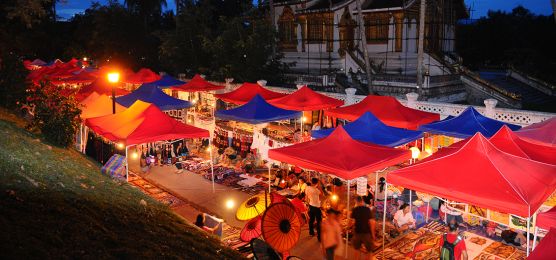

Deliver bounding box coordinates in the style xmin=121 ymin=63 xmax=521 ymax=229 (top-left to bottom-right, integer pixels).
xmin=56 ymin=0 xmax=553 ymax=20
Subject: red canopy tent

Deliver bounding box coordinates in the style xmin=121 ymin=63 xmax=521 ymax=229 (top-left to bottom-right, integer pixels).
xmin=516 ymin=117 xmax=555 ymax=147
xmin=171 ymin=74 xmax=224 ymax=92
xmin=528 ymin=228 xmax=556 ymax=260
xmin=268 ymin=126 xmax=411 ymax=180
xmin=388 ymin=133 xmax=556 ymax=218
xmin=52 ymin=70 xmax=98 ymax=85
xmin=537 ymin=206 xmax=556 ymax=230
xmin=85 ymin=100 xmax=209 ymax=145
xmin=268 ymin=85 xmax=344 ymax=111
xmin=426 ymin=125 xmax=556 ymax=165
xmin=325 ymin=95 xmax=439 ymax=130
xmin=214 ymin=82 xmax=287 ymax=105
xmin=75 ymin=78 xmax=130 ymax=101
xmin=123 ymin=68 xmax=161 ymax=84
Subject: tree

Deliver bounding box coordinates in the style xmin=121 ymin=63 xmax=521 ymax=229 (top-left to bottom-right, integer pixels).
xmin=26 ymin=81 xmax=81 ymax=147
xmin=0 ymin=52 xmax=27 ymax=109
xmin=124 ymin=0 xmax=167 ymax=30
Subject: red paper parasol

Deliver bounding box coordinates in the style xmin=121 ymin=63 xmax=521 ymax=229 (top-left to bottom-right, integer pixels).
xmin=262 ymin=203 xmax=301 ymax=253
xmin=240 ymin=216 xmax=262 ymax=242
xmin=270 ymin=192 xmax=288 ymax=204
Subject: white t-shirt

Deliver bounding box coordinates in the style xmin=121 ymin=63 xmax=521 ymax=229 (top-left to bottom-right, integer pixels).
xmin=394 ymin=210 xmax=415 ymax=227
xmin=305 ymin=186 xmax=321 ymax=207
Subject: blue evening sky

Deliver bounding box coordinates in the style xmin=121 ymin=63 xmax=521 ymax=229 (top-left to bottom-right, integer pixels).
xmin=56 ymin=0 xmax=553 ymax=20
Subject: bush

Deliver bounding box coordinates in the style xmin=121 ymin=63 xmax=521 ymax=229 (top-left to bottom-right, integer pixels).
xmin=26 ymin=81 xmax=81 ymax=147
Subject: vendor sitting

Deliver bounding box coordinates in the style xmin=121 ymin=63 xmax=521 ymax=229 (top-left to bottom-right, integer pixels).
xmin=221 ymin=146 xmax=237 ymax=165
xmin=241 ymin=151 xmax=256 ymax=173
xmin=393 ymin=203 xmax=416 ymax=232
xmin=292 ymin=177 xmax=307 ymax=197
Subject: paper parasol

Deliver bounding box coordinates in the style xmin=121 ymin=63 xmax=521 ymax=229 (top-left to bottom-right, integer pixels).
xmin=236 ymin=193 xmax=271 ymax=221
xmin=262 ymin=203 xmax=301 ymax=253
xmin=240 ymin=216 xmax=262 ymax=242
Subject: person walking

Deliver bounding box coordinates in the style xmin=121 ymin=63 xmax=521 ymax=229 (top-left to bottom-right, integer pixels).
xmin=351 ymin=196 xmax=374 ymax=260
xmin=439 ymin=219 xmax=468 ymax=260
xmin=305 ymin=177 xmax=322 ymax=240
xmin=321 ymin=209 xmax=342 ymax=260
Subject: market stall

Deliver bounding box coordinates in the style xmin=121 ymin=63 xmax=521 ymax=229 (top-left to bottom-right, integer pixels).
xmin=75 ymin=78 xmax=131 ymax=101
xmin=325 ymin=95 xmax=439 ymax=130
xmin=122 ymin=68 xmax=161 ymax=85
xmin=268 ymin=126 xmax=411 ymax=257
xmin=214 ymin=82 xmax=287 ymax=105
xmin=419 ymin=106 xmax=521 ymax=138
xmin=84 ymin=100 xmax=210 ymax=184
xmin=147 ymin=74 xmax=186 ymax=89
xmin=388 ymin=133 xmax=556 ymax=256
xmin=115 ymin=83 xmax=192 ymax=122
xmin=516 ymin=117 xmax=555 ymax=147
xmin=312 ymin=112 xmax=424 ymax=147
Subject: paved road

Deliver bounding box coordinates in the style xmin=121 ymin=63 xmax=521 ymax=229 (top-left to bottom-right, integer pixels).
xmin=130 ymin=161 xmax=364 ymax=259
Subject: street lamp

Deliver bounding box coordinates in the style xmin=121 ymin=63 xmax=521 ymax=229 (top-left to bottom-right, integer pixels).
xmin=107 ymin=72 xmax=120 ymax=114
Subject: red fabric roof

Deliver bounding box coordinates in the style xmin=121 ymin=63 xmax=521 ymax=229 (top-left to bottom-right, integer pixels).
xmin=388 ymin=133 xmax=556 ymax=217
xmin=84 ymin=100 xmax=209 ymax=145
xmin=268 ymin=86 xmax=344 ymax=111
xmin=171 ymin=74 xmax=224 ymax=92
xmin=268 ymin=126 xmax=411 ymax=180
xmin=325 ymin=95 xmax=440 ymax=130
xmin=76 ymin=79 xmax=130 ymax=101
xmin=528 ymin=228 xmax=556 ymax=260
xmin=423 ymin=126 xmax=556 ymax=165
xmin=214 ymin=82 xmax=287 ymax=105
xmin=537 ymin=206 xmax=556 ymax=230
xmin=516 ymin=117 xmax=556 ymax=147
xmin=123 ymin=68 xmax=161 ymax=84
xmin=80 ymin=92 xmax=125 ymax=119
xmin=52 ymin=70 xmax=97 ymax=85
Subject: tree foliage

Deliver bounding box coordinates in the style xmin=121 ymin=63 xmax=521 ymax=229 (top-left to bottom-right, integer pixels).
xmin=26 ymin=82 xmax=81 ymax=147
xmin=457 ymin=6 xmax=556 ymax=83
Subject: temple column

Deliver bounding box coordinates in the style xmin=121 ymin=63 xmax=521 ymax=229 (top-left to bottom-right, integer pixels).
xmin=394 ymin=13 xmax=404 ymax=52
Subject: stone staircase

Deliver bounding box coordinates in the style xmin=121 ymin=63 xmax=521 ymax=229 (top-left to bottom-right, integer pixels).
xmin=478 ymin=70 xmax=556 ymax=111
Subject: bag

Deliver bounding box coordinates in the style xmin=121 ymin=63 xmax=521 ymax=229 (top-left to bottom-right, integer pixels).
xmin=440 ymin=233 xmax=462 ymax=260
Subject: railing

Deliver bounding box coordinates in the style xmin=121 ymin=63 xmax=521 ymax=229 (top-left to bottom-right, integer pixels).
xmin=263 ymin=85 xmax=554 ymax=126
xmin=282 ymin=73 xmax=336 ymax=86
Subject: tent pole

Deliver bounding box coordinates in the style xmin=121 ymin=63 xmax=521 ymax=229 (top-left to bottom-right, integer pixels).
xmin=409 ymin=190 xmax=413 ymax=211
xmin=268 ymin=166 xmax=271 ymax=195
xmin=425 ymin=201 xmax=430 ymax=223
xmin=526 ymin=207 xmax=531 ymax=256
xmin=532 ymin=226 xmax=538 ymax=251
xmin=125 ymin=146 xmax=129 ymax=182
xmin=382 ymin=182 xmax=388 ymax=259
xmin=345 ymin=179 xmax=350 ymax=258
xmin=374 ymin=174 xmax=379 ymax=204
xmin=209 ymin=139 xmax=215 ymax=193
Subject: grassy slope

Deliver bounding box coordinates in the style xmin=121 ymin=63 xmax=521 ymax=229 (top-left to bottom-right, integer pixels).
xmin=0 ymin=109 xmax=242 ymax=259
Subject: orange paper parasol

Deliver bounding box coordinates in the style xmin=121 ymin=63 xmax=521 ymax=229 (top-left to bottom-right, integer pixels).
xmin=236 ymin=193 xmax=271 ymax=221
xmin=262 ymin=203 xmax=301 ymax=253
xmin=240 ymin=216 xmax=262 ymax=242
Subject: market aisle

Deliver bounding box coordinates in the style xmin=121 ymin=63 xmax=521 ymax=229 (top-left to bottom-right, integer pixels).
xmin=139 ymin=165 xmax=251 ymax=228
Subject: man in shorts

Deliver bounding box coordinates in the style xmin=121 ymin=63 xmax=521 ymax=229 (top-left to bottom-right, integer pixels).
xmin=351 ymin=196 xmax=374 ymax=260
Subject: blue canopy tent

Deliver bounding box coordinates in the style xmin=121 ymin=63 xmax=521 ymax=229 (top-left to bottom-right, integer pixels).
xmin=148 ymin=75 xmax=186 ymax=89
xmin=419 ymin=107 xmax=521 ymax=138
xmin=115 ymin=83 xmax=192 ymax=110
xmin=312 ymin=112 xmax=424 ymax=147
xmin=215 ymin=94 xmax=301 ymax=124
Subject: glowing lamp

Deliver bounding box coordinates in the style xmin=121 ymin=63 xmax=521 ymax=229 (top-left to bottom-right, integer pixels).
xmin=302 ymin=116 xmax=307 ymax=122
xmin=331 ymin=194 xmax=338 ymax=202
xmin=410 ymin=147 xmax=420 ymax=159
xmin=107 ymin=72 xmax=120 ymax=83
xmin=131 ymin=152 xmax=138 ymax=159
xmin=225 ymin=199 xmax=235 ymax=209
xmin=116 ymin=142 xmax=125 ymax=149
xmin=187 ymin=119 xmax=192 ymax=123
xmin=83 ymin=57 xmax=88 ymax=61
xmin=206 ymin=147 xmax=212 ymax=152
xmin=191 ymin=99 xmax=197 ymax=104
